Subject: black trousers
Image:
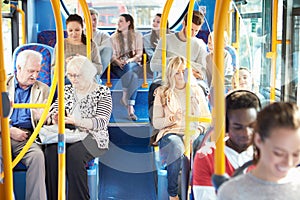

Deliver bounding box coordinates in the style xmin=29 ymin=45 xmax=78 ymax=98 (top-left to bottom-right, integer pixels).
xmin=45 ymin=141 xmax=93 ymax=200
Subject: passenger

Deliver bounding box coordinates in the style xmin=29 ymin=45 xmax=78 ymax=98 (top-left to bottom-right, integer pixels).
xmin=110 ymin=13 xmax=143 ymax=121
xmin=218 ymin=102 xmax=300 ymax=200
xmin=231 ymin=67 xmax=252 ymax=90
xmin=192 ymin=90 xmax=261 ymax=200
xmin=149 ymin=10 xmax=207 ymax=117
xmin=45 ymin=55 xmax=112 ymax=200
xmin=89 ymin=8 xmax=113 ymax=74
xmin=152 ymin=56 xmax=211 ymax=200
xmin=7 ymin=50 xmax=48 ymax=200
xmin=206 ymin=31 xmax=234 ymax=91
xmin=52 ymin=14 xmax=102 ymax=83
xmin=143 ymin=13 xmax=170 ymax=75
xmin=231 ymin=67 xmax=266 ymax=106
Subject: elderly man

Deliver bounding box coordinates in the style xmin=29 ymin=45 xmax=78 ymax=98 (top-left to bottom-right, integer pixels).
xmin=7 ymin=49 xmax=49 ymax=200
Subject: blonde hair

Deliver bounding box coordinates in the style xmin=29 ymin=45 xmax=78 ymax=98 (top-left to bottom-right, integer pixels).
xmin=160 ymin=56 xmax=186 ymax=110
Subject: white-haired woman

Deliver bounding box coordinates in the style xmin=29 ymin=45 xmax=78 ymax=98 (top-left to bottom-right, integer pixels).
xmin=152 ymin=56 xmax=211 ymax=200
xmin=45 ymin=55 xmax=112 ymax=200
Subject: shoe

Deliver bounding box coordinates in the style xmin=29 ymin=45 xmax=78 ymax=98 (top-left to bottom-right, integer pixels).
xmin=128 ymin=113 xmax=138 ymax=121
xmin=120 ymin=99 xmax=128 ymax=107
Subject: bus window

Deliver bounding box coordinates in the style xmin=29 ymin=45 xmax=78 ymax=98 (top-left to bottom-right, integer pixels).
xmin=93 ymin=3 xmax=127 ymax=27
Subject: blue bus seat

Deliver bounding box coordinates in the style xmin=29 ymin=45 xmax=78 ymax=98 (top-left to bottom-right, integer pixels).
xmin=12 ymin=43 xmax=54 ymax=86
xmin=37 ymin=30 xmax=68 ymax=48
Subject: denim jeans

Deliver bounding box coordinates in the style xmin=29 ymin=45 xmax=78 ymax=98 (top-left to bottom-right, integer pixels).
xmin=111 ymin=62 xmax=142 ymax=105
xmin=159 ymin=134 xmax=185 ymax=197
xmin=99 ymin=46 xmax=113 ymax=73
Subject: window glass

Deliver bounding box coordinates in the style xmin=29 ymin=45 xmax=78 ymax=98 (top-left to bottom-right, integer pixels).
xmin=62 ymin=0 xmax=189 ymax=29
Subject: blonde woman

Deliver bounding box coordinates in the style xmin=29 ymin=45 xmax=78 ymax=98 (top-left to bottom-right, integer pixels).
xmin=152 ymin=56 xmax=211 ymax=200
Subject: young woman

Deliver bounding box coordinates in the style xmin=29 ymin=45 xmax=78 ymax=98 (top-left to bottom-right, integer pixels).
xmin=45 ymin=55 xmax=112 ymax=200
xmin=52 ymin=14 xmax=102 ymax=79
xmin=152 ymin=56 xmax=211 ymax=200
xmin=218 ymin=102 xmax=300 ymax=200
xmin=231 ymin=67 xmax=266 ymax=106
xmin=110 ymin=13 xmax=143 ymax=121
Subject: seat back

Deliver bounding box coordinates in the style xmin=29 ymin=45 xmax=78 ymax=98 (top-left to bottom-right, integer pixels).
xmin=37 ymin=30 xmax=68 ymax=47
xmin=13 ymin=43 xmax=54 ymax=86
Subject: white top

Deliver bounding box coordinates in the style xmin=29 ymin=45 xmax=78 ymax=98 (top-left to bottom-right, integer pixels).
xmin=150 ymin=32 xmax=207 ymax=82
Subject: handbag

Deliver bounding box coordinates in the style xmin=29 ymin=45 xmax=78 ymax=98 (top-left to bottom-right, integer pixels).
xmin=38 ymin=124 xmax=88 ymax=144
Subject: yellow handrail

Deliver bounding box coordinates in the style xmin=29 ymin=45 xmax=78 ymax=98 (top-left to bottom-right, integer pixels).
xmin=10 ymin=4 xmax=26 ymax=44
xmin=106 ymin=64 xmax=112 ymax=87
xmin=266 ymin=0 xmax=278 ymax=102
xmin=213 ymin=0 xmax=230 ymax=176
xmin=50 ymin=1 xmax=66 ymax=199
xmin=0 ymin=3 xmax=14 ymax=199
xmin=184 ymin=0 xmax=195 ymax=158
xmin=142 ymin=53 xmax=149 ymax=88
xmin=160 ymin=0 xmax=173 ymax=81
xmin=78 ymin=0 xmax=92 ymax=60
xmin=231 ymin=10 xmax=240 ymax=51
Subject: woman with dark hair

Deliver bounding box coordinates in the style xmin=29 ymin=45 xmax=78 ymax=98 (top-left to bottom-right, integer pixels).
xmin=52 ymin=14 xmax=102 ymax=80
xmin=110 ymin=13 xmax=143 ymax=121
xmin=143 ymin=13 xmax=170 ymax=75
xmin=218 ymin=102 xmax=300 ymax=200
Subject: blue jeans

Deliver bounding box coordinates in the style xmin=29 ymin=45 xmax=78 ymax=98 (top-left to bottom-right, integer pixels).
xmin=100 ymin=46 xmax=113 ymax=73
xmin=111 ymin=62 xmax=141 ymax=105
xmin=159 ymin=134 xmax=184 ymax=197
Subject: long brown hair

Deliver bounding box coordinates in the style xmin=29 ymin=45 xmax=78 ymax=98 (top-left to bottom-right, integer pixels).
xmin=117 ymin=13 xmax=135 ymax=58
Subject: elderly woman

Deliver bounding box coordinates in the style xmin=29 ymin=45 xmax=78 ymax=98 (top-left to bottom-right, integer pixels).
xmin=45 ymin=55 xmax=112 ymax=200
xmin=152 ymin=56 xmax=211 ymax=200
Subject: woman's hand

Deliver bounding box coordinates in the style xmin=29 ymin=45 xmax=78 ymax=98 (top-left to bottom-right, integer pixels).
xmin=174 ymin=109 xmax=182 ymax=121
xmin=65 ymin=114 xmax=76 ymax=125
xmin=117 ymin=59 xmax=126 ymax=69
xmin=51 ymin=112 xmax=76 ymax=125
xmin=169 ymin=109 xmax=182 ymax=123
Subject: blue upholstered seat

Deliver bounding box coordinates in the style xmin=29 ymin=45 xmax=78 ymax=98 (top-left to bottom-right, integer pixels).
xmin=12 ymin=43 xmax=54 ymax=86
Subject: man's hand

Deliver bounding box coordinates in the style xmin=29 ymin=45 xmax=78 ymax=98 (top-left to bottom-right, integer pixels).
xmin=10 ymin=127 xmax=28 ymax=142
xmin=192 ymin=69 xmax=204 ymax=80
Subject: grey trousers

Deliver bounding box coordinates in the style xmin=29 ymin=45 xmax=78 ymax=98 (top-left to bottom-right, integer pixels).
xmin=11 ymin=138 xmax=47 ymax=200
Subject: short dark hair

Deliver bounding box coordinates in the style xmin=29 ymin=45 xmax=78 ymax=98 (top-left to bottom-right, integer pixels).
xmin=184 ymin=10 xmax=204 ymax=26
xmin=225 ymin=90 xmax=261 ymax=132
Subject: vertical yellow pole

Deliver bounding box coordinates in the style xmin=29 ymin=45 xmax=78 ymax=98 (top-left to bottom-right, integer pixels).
xmin=50 ymin=1 xmax=66 ymax=199
xmin=106 ymin=64 xmax=112 ymax=88
xmin=0 ymin=5 xmax=14 ymax=200
xmin=213 ymin=0 xmax=231 ymax=176
xmin=269 ymin=0 xmax=278 ymax=101
xmin=10 ymin=5 xmax=26 ymax=44
xmin=142 ymin=53 xmax=148 ymax=88
xmin=160 ymin=0 xmax=174 ymax=81
xmin=184 ymin=0 xmax=195 ymax=158
xmin=78 ymin=0 xmax=92 ymax=60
